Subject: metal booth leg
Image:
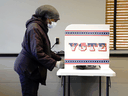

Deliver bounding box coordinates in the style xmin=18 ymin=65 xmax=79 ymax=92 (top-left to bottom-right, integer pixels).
xmin=99 ymin=76 xmax=101 ymax=96
xmin=63 ymin=76 xmax=66 ymax=96
xmin=106 ymin=77 xmax=111 ymax=96
xmin=68 ymin=76 xmax=70 ymax=96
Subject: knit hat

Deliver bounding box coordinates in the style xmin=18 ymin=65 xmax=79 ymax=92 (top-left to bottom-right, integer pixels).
xmin=35 ymin=5 xmax=60 ymax=20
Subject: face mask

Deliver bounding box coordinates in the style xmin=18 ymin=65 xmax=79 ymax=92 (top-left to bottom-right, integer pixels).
xmin=48 ymin=21 xmax=57 ymax=29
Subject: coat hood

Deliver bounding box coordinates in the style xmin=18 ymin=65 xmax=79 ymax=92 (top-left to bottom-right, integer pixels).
xmin=26 ymin=15 xmax=48 ymax=33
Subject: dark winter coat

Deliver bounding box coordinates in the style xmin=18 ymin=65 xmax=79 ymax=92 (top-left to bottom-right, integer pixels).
xmin=14 ymin=15 xmax=61 ymax=85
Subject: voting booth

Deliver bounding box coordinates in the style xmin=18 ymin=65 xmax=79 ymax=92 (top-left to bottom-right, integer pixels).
xmin=65 ymin=24 xmax=110 ymax=70
xmin=57 ymin=24 xmax=116 ymax=96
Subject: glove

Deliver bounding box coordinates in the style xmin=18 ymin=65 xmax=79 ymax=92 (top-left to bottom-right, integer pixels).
xmin=55 ymin=59 xmax=64 ymax=68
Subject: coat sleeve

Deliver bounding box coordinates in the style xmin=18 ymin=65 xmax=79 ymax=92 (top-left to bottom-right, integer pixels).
xmin=29 ymin=28 xmax=56 ymax=71
xmin=50 ymin=51 xmax=61 ymax=61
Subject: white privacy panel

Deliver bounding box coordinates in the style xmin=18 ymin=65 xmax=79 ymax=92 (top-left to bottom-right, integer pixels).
xmin=65 ymin=24 xmax=110 ymax=69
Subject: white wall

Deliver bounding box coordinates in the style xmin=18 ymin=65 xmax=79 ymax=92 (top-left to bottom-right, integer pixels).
xmin=0 ymin=0 xmax=105 ymax=53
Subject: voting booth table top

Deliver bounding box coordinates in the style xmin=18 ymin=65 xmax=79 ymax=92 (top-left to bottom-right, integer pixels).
xmin=57 ymin=24 xmax=116 ymax=96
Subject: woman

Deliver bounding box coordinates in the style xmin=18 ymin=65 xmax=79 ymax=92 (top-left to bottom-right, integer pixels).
xmin=14 ymin=5 xmax=63 ymax=96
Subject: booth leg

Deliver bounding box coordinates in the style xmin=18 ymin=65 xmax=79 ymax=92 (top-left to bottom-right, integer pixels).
xmin=99 ymin=76 xmax=101 ymax=96
xmin=68 ymin=76 xmax=70 ymax=96
xmin=63 ymin=76 xmax=66 ymax=96
xmin=106 ymin=77 xmax=110 ymax=96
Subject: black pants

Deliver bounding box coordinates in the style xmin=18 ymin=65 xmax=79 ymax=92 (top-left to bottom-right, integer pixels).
xmin=19 ymin=69 xmax=42 ymax=96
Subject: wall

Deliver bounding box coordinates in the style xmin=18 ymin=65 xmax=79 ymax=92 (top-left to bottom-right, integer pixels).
xmin=0 ymin=0 xmax=105 ymax=53
xmin=109 ymin=57 xmax=128 ymax=96
xmin=0 ymin=57 xmax=127 ymax=96
xmin=0 ymin=0 xmax=122 ymax=96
